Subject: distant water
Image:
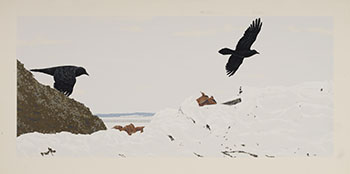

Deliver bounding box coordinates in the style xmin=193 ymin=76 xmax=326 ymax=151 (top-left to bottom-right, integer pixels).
xmin=96 ymin=112 xmax=155 ymax=128
xmin=95 ymin=112 xmax=155 ymax=117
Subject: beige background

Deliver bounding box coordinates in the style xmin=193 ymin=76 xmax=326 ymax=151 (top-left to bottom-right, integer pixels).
xmin=1 ymin=0 xmax=349 ymax=173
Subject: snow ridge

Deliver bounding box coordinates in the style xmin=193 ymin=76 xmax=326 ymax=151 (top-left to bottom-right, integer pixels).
xmin=17 ymin=81 xmax=332 ymax=157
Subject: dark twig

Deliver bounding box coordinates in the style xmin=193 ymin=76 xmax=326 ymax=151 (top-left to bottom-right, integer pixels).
xmin=168 ymin=135 xmax=175 ymax=141
xmin=206 ymin=124 xmax=211 ymax=131
xmin=194 ymin=152 xmax=203 ymax=157
xmin=222 ymin=150 xmax=258 ymax=158
xmin=40 ymin=147 xmax=56 ymax=156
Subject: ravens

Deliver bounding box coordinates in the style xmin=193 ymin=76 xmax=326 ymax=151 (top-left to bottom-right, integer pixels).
xmin=219 ymin=18 xmax=262 ymax=77
xmin=31 ymin=65 xmax=89 ymax=96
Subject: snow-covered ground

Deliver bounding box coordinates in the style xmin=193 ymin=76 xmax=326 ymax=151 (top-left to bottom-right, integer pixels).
xmin=16 ymin=81 xmax=333 ymax=158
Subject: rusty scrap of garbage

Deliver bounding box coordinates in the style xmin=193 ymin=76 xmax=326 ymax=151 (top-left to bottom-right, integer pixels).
xmin=196 ymin=92 xmax=217 ymax=106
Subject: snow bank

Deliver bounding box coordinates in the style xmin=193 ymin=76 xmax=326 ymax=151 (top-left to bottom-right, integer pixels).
xmin=16 ymin=81 xmax=332 ymax=158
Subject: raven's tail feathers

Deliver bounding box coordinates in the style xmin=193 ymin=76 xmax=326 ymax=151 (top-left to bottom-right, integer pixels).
xmin=30 ymin=68 xmax=56 ymax=76
xmin=219 ymin=48 xmax=235 ymax=55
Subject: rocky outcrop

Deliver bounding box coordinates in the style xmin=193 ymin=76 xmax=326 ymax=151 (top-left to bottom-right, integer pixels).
xmin=113 ymin=123 xmax=144 ymax=135
xmin=17 ymin=60 xmax=106 ymax=136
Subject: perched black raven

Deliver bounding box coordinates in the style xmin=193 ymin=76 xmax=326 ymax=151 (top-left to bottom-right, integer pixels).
xmin=219 ymin=18 xmax=262 ymax=77
xmin=30 ymin=66 xmax=89 ymax=96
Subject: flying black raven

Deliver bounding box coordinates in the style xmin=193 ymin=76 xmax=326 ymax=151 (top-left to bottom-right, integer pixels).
xmin=30 ymin=66 xmax=89 ymax=96
xmin=219 ymin=18 xmax=262 ymax=77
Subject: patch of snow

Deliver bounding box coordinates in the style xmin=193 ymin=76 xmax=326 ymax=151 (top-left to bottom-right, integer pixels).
xmin=16 ymin=81 xmax=333 ymax=158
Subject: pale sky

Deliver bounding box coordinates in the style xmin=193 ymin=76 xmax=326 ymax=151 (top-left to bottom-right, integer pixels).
xmin=16 ymin=16 xmax=332 ymax=113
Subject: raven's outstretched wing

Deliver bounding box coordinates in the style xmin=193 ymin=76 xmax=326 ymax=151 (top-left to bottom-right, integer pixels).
xmin=226 ymin=54 xmax=244 ymax=77
xmin=235 ymin=18 xmax=262 ymax=51
xmin=53 ymin=67 xmax=76 ymax=96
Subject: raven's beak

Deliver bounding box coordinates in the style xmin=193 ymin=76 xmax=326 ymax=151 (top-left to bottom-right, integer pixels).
xmin=257 ymin=52 xmax=260 ymax=54
xmin=86 ymin=73 xmax=89 ymax=76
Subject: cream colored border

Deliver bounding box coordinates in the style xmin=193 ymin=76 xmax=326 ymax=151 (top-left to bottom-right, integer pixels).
xmin=1 ymin=0 xmax=350 ymax=173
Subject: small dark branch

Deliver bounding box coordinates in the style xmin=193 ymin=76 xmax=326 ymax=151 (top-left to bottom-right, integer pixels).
xmin=265 ymin=155 xmax=275 ymax=158
xmin=118 ymin=154 xmax=126 ymax=158
xmin=48 ymin=147 xmax=56 ymax=153
xmin=222 ymin=151 xmax=233 ymax=158
xmin=193 ymin=152 xmax=203 ymax=158
xmin=178 ymin=107 xmax=185 ymax=115
xmin=222 ymin=150 xmax=258 ymax=158
xmin=40 ymin=147 xmax=56 ymax=156
xmin=206 ymin=124 xmax=211 ymax=131
xmin=222 ymin=98 xmax=242 ymax=106
xmin=186 ymin=117 xmax=196 ymax=124
xmin=168 ymin=135 xmax=175 ymax=141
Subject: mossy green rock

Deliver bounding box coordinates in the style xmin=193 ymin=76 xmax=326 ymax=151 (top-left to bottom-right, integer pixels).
xmin=17 ymin=60 xmax=106 ymax=136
